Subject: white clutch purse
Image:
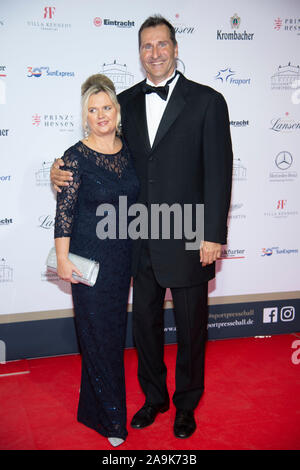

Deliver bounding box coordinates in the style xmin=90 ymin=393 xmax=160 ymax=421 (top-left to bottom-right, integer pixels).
xmin=46 ymin=247 xmax=99 ymax=287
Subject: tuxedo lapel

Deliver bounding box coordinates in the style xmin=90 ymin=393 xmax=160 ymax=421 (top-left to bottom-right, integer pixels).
xmin=151 ymin=75 xmax=187 ymax=151
xmin=128 ymin=84 xmax=151 ymax=153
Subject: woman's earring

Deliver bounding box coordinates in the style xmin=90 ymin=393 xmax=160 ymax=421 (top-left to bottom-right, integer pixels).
xmin=84 ymin=123 xmax=89 ymax=139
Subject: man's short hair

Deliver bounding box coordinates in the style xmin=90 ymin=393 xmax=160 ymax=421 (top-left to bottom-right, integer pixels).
xmin=138 ymin=15 xmax=177 ymax=48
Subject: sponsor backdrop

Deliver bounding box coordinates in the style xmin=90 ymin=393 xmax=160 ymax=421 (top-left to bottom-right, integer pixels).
xmin=0 ymin=0 xmax=299 ymax=360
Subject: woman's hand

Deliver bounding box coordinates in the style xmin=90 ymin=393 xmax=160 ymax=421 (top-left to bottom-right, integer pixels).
xmin=57 ymin=257 xmax=83 ymax=284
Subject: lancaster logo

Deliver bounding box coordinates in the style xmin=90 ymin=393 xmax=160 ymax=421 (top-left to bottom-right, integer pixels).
xmin=38 ymin=215 xmax=55 ymax=230
xmin=270 ymin=112 xmax=300 ymax=132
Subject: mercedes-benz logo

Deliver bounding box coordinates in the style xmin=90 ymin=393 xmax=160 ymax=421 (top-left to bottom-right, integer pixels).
xmin=275 ymin=151 xmax=293 ymax=170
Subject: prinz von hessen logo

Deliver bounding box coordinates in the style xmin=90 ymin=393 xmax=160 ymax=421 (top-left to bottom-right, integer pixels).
xmin=32 ymin=113 xmax=74 ymax=131
xmin=217 ymin=13 xmax=254 ymax=40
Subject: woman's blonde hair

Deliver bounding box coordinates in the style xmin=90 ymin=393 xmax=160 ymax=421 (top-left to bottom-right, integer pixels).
xmin=81 ymin=74 xmax=121 ymax=136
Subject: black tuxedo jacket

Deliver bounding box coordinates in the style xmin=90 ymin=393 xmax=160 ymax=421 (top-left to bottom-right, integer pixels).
xmin=118 ymin=73 xmax=233 ymax=287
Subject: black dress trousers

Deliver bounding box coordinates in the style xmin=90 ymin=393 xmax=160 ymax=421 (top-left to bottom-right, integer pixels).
xmin=132 ymin=240 xmax=209 ymax=411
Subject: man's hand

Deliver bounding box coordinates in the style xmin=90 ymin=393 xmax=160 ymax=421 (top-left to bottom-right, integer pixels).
xmin=200 ymin=241 xmax=222 ymax=267
xmin=50 ymin=158 xmax=73 ymax=192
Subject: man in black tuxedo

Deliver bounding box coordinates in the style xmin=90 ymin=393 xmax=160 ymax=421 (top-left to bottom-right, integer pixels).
xmin=51 ymin=15 xmax=232 ymax=439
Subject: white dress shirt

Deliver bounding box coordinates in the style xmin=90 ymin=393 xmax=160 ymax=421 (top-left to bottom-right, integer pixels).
xmin=145 ymin=71 xmax=180 ymax=147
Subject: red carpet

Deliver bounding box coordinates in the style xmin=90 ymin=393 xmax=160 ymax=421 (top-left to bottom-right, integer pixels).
xmin=0 ymin=334 xmax=299 ymax=450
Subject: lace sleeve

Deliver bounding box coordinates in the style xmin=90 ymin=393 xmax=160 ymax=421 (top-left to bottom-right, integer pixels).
xmin=54 ymin=147 xmax=82 ymax=238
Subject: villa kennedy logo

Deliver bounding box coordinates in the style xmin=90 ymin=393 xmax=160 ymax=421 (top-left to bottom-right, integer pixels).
xmin=27 ymin=7 xmax=71 ymax=31
xmin=217 ymin=13 xmax=255 ymax=41
xmin=270 ymin=112 xmax=300 ymax=132
xmin=43 ymin=7 xmax=55 ymax=19
xmin=93 ymin=17 xmax=135 ymax=28
xmin=264 ymin=200 xmax=298 ymax=219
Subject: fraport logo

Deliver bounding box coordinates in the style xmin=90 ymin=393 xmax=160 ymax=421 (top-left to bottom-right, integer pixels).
xmin=215 ymin=68 xmax=251 ymax=86
xmin=27 ymin=66 xmax=75 ymax=78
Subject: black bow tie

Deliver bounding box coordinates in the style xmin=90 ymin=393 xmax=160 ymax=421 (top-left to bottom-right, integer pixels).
xmin=142 ymin=71 xmax=178 ymax=101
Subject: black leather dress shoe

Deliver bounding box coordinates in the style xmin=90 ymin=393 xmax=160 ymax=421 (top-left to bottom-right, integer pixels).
xmin=173 ymin=409 xmax=196 ymax=438
xmin=131 ymin=402 xmax=169 ymax=429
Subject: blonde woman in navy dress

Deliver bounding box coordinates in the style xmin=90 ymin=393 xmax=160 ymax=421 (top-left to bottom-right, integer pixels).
xmin=54 ymin=75 xmax=139 ymax=447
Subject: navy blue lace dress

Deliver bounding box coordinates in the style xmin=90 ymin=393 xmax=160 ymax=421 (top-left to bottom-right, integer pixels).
xmin=54 ymin=140 xmax=139 ymax=440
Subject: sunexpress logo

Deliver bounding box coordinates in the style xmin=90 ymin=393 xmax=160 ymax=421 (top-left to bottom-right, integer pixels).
xmin=27 ymin=66 xmax=75 ymax=78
